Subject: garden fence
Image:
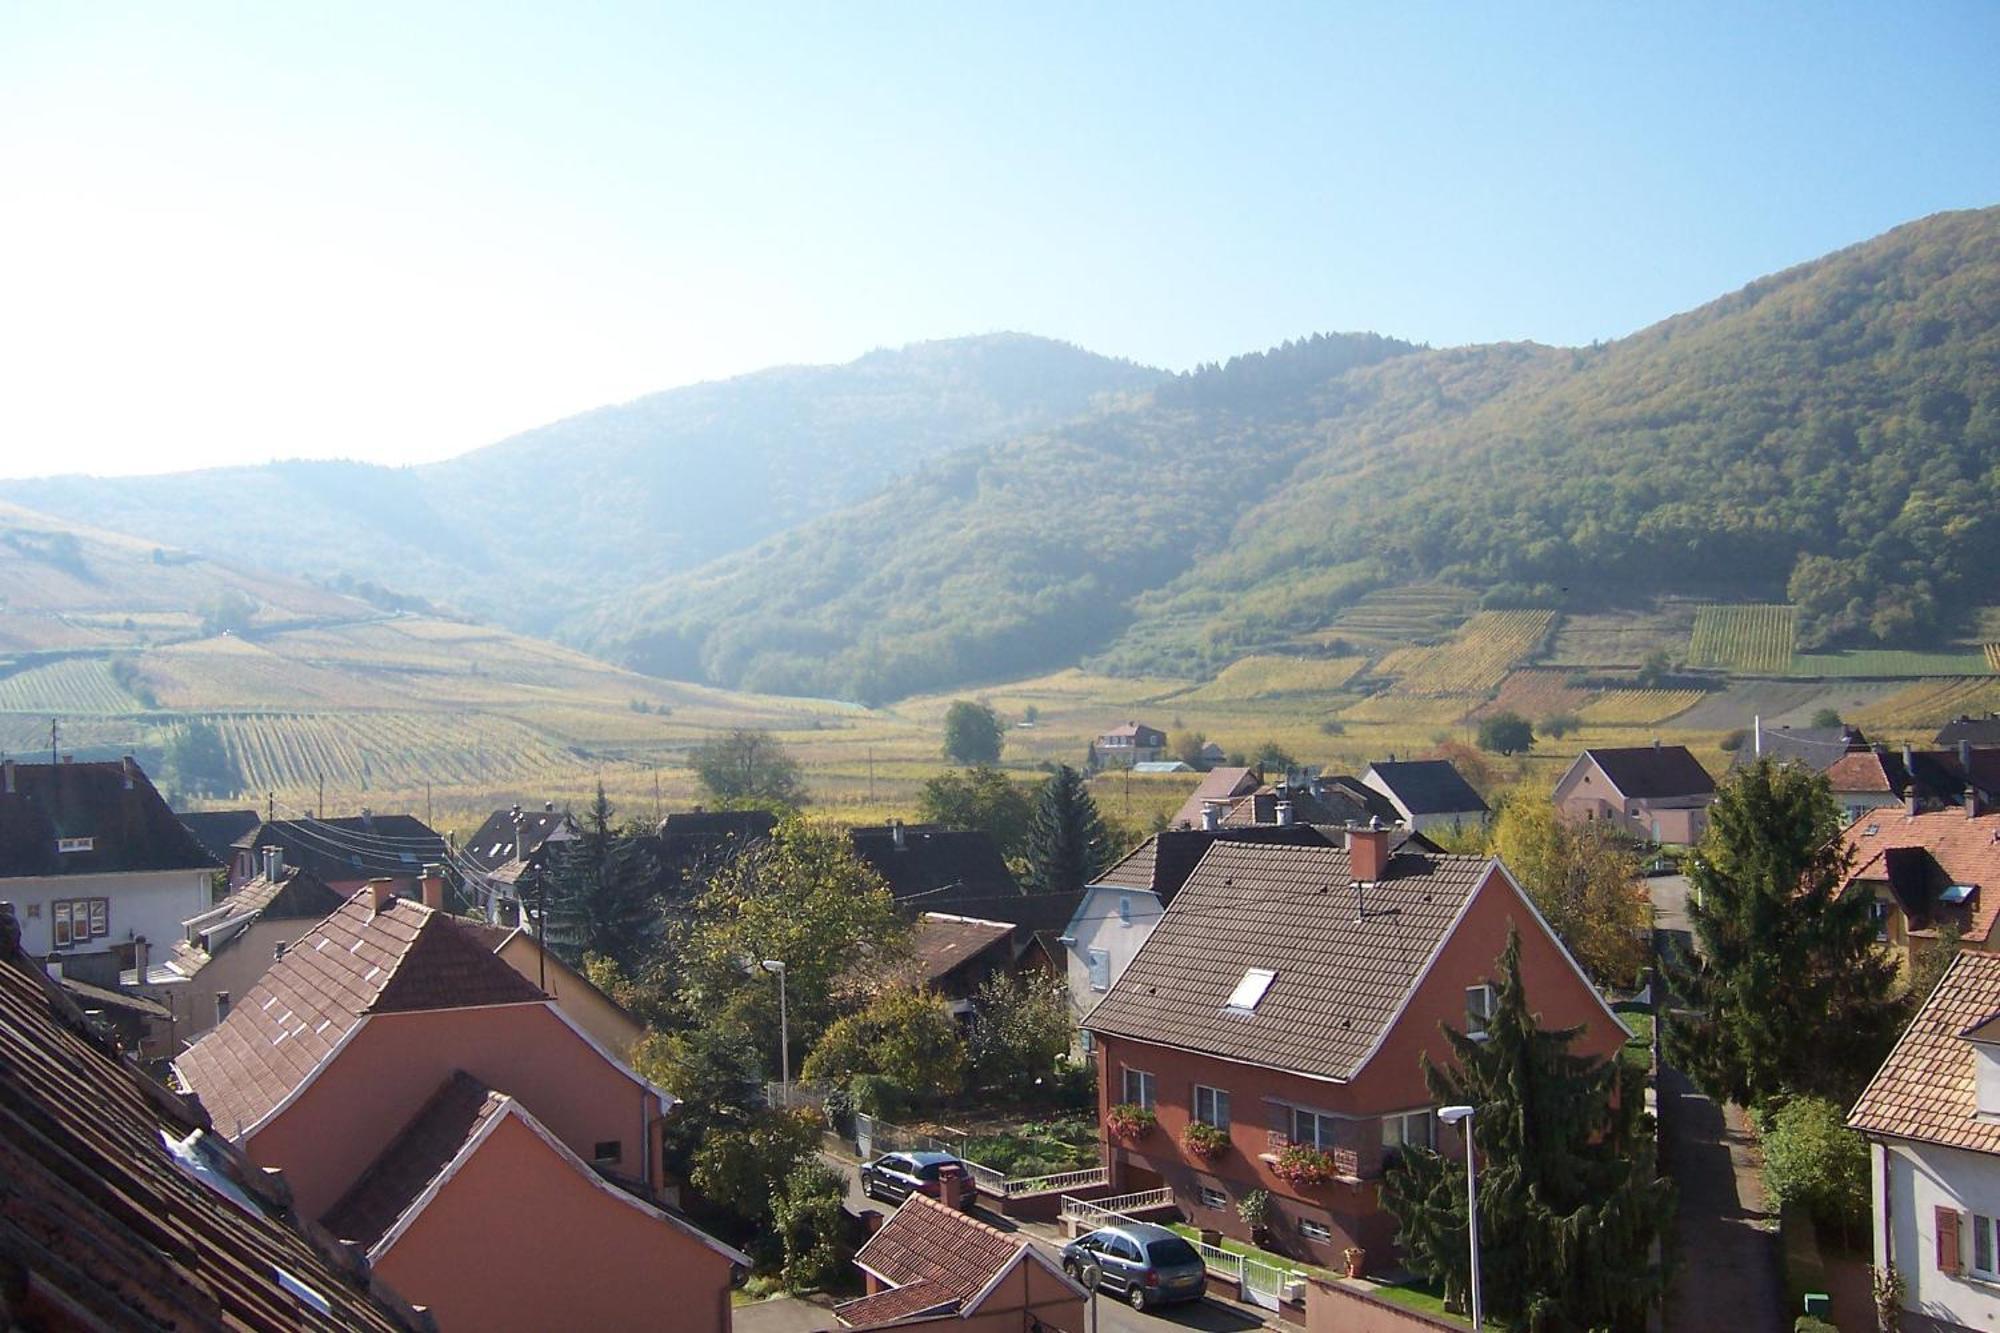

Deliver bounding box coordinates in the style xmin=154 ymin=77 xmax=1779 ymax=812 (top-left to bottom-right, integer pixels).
xmin=852 ymin=1113 xmax=1108 ymax=1197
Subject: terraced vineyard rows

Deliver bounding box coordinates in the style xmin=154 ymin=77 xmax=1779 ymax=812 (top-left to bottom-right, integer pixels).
xmin=0 ymin=659 xmax=141 ymax=714
xmin=208 ymin=711 xmax=589 ymax=796
xmin=1318 ymin=584 xmax=1477 ymax=646
xmin=1468 ymin=670 xmax=1594 ymax=722
xmin=1790 ymin=650 xmax=1994 ymax=678
xmin=1338 ymin=693 xmax=1478 ymax=724
xmin=1172 ymin=654 xmax=1367 ymax=702
xmin=1377 ymin=610 xmax=1557 ymax=695
xmin=1855 ymin=679 xmax=2000 ymax=730
xmin=1687 ymin=605 xmax=1797 ymax=673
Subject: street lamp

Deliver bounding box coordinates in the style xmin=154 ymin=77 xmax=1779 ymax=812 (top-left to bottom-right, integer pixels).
xmin=761 ymin=960 xmax=789 ymax=1107
xmin=1437 ymin=1105 xmax=1482 ymax=1330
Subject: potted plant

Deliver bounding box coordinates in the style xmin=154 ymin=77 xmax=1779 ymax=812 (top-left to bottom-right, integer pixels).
xmin=1271 ymin=1144 xmax=1339 ymax=1187
xmin=1343 ymin=1246 xmax=1367 ymax=1279
xmin=1183 ymin=1120 xmax=1229 ymax=1160
xmin=1237 ymin=1188 xmax=1271 ymax=1246
xmin=1106 ymin=1103 xmax=1157 ymax=1140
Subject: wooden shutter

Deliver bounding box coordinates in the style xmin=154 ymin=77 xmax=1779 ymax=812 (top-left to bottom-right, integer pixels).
xmin=1938 ymin=1205 xmax=1963 ymax=1274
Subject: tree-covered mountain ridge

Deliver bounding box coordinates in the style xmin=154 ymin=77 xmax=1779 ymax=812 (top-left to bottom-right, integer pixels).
xmin=595 ymin=206 xmax=2000 ymax=700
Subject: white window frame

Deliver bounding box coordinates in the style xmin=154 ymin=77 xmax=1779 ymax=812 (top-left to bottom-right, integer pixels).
xmin=1088 ymin=948 xmax=1111 ymax=991
xmin=1194 ymin=1085 xmax=1231 ymax=1129
xmin=1977 ymin=1212 xmax=1999 ymax=1280
xmin=1298 ymin=1218 xmax=1332 ymax=1242
xmin=1198 ymin=1186 xmax=1228 ymax=1210
xmin=1123 ymin=1067 xmax=1156 ymax=1110
xmin=1381 ymin=1108 xmax=1435 ymax=1153
xmin=1466 ymin=984 xmax=1496 ymax=1039
xmin=1291 ymin=1107 xmax=1342 ymax=1151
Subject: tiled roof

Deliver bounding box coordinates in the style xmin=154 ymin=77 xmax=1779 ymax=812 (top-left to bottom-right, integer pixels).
xmin=1092 ymin=825 xmax=1337 ymax=904
xmin=178 ymin=807 xmax=262 ymax=862
xmin=323 ymin=1072 xmax=508 ymax=1249
xmin=1839 ymin=807 xmax=2000 ymax=943
xmin=1938 ymin=717 xmax=2000 ymax=748
xmin=1169 ymin=767 xmax=1261 ymax=829
xmin=1216 ymin=784 xmax=1384 ymax=829
xmin=0 ymin=758 xmax=218 ymax=878
xmin=849 ymin=825 xmax=1076 ymax=942
xmin=174 ymin=867 xmax=349 ymax=976
xmin=839 ymin=1194 xmax=1037 ymax=1326
xmin=907 ymin=913 xmax=1016 ymax=983
xmin=1824 ymin=749 xmax=1906 ymax=793
xmin=233 ymin=815 xmax=446 ymax=885
xmin=460 ymin=806 xmax=577 ymax=873
xmin=1084 ymin=841 xmax=1493 ymax=1080
xmin=1364 ymin=760 xmax=1490 ymax=816
xmin=0 ymin=908 xmax=427 ymax=1331
xmin=1732 ymin=726 xmax=1866 ymax=773
xmin=1579 ymin=746 xmax=1716 ymax=800
xmin=1850 ymin=951 xmax=2000 ymax=1154
xmin=175 ymin=890 xmax=547 ymax=1136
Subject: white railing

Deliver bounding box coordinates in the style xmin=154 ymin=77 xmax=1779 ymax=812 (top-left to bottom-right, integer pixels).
xmin=1196 ymin=1241 xmax=1244 ymax=1281
xmin=997 ymin=1165 xmax=1108 ymax=1198
xmin=1059 ymin=1188 xmax=1174 ymax=1227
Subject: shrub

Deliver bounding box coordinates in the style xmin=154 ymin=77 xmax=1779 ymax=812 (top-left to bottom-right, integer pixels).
xmin=1762 ymin=1097 xmax=1869 ymax=1240
xmin=1477 ymin=711 xmax=1534 ymax=755
xmin=1183 ymin=1121 xmax=1229 ymax=1159
xmin=848 ymin=1072 xmax=909 ymax=1119
xmin=1106 ymin=1103 xmax=1157 ymax=1139
xmin=1237 ymin=1189 xmax=1270 ymax=1229
xmin=773 ymin=1162 xmax=849 ymax=1291
xmin=1538 ymin=712 xmax=1581 ymax=740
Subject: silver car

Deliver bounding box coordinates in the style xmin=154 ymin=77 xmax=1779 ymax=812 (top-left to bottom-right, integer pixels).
xmin=1060 ymin=1223 xmax=1208 ymax=1310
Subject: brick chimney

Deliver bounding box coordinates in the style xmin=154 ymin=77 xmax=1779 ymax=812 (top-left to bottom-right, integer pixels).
xmin=1349 ymin=819 xmax=1390 ymax=883
xmin=891 ymin=819 xmax=906 ymax=852
xmin=367 ymin=879 xmax=397 ymax=914
xmin=420 ymin=865 xmax=446 ymax=911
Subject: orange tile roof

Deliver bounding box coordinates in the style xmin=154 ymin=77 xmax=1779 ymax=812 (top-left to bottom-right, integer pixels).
xmin=323 ymin=1072 xmax=507 ymax=1250
xmin=1838 ymin=807 xmax=2000 ymax=943
xmin=838 ymin=1195 xmax=1039 ymax=1326
xmin=175 ymin=889 xmax=547 ymax=1137
xmin=1851 ymin=951 xmax=2000 ymax=1153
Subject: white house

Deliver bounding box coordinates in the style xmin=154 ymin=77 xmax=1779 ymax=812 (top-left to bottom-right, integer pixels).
xmin=1851 ymin=950 xmax=2000 ymax=1333
xmin=1360 ymin=759 xmax=1490 ymax=835
xmin=0 ymin=758 xmax=219 ymax=977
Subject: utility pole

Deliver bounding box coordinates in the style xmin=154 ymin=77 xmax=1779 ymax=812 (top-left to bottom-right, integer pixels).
xmin=266 ymin=790 xmax=274 ymax=823
xmin=653 ymin=765 xmax=661 ymax=823
xmin=49 ymin=718 xmax=58 ymax=767
xmin=425 ymin=781 xmax=432 ymax=827
xmin=317 ymin=772 xmax=324 ymax=819
xmin=867 ymin=748 xmax=875 ymax=804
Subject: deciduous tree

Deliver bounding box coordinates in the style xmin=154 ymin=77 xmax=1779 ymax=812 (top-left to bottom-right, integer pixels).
xmin=800 ymin=986 xmax=966 ymax=1101
xmin=942 ymin=700 xmax=1005 ymax=765
xmin=1477 ymin=710 xmax=1534 ymax=755
xmin=692 ymin=728 xmax=806 ymax=808
xmin=1489 ymin=796 xmax=1650 ymax=987
xmin=967 ymin=971 xmax=1071 ymax=1088
xmin=917 ymin=766 xmax=1035 ymax=863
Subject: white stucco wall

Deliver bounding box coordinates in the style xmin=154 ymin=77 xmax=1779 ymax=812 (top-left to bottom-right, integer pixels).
xmin=1063 ymin=885 xmax=1163 ymax=1023
xmin=1879 ymin=1137 xmax=2000 ymax=1331
xmin=5 ymin=869 xmax=214 ymax=962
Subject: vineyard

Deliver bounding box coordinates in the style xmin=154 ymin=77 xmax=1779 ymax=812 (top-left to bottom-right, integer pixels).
xmin=1171 ymin=654 xmax=1367 ymax=702
xmin=1469 ymin=670 xmax=1594 ymax=722
xmin=1855 ymin=679 xmax=2000 ymax=730
xmin=1318 ymin=584 xmax=1477 ymax=647
xmin=205 ymin=710 xmax=590 ymax=797
xmin=0 ymin=659 xmax=142 ymax=714
xmin=1790 ymin=649 xmax=1994 ymax=678
xmin=1577 ymin=689 xmax=1707 ymax=725
xmin=1338 ymin=693 xmax=1478 ymax=725
xmin=1687 ymin=605 xmax=1797 ymax=673
xmin=1375 ymin=611 xmax=1557 ymax=695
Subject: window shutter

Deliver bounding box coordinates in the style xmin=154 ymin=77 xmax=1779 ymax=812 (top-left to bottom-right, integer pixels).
xmin=1938 ymin=1206 xmax=1963 ymax=1274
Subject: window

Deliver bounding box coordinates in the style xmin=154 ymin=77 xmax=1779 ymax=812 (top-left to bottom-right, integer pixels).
xmin=1977 ymin=1213 xmax=1999 ymax=1279
xmin=1194 ymin=1085 xmax=1231 ymax=1129
xmin=1870 ymin=899 xmax=1891 ymax=942
xmin=1088 ymin=948 xmax=1110 ymax=991
xmin=1198 ymin=1186 xmax=1228 ymax=1210
xmin=593 ymin=1140 xmax=622 ymax=1165
xmin=1225 ymin=967 xmax=1277 ymax=1013
xmin=51 ymin=897 xmax=110 ymax=947
xmin=1298 ymin=1218 xmax=1332 ymax=1243
xmin=1381 ymin=1109 xmax=1435 ymax=1157
xmin=1291 ymin=1107 xmax=1342 ymax=1150
xmin=1123 ymin=1068 xmax=1156 ymax=1110
xmin=1466 ymin=984 xmax=1496 ymax=1038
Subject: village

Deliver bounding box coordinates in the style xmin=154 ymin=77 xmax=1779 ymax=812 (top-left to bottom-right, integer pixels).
xmin=8 ymin=706 xmax=2000 ymax=1332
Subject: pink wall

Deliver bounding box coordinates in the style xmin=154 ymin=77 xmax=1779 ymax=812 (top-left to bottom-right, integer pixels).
xmin=375 ymin=1112 xmax=734 ymax=1333
xmin=250 ymin=1002 xmax=660 ymax=1223
xmin=1305 ymin=1276 xmax=1463 ymax=1333
xmin=877 ymin=1260 xmax=1085 ymax=1333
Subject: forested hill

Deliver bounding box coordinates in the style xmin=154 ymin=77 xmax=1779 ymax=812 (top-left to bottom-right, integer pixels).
xmin=0 ymin=334 xmax=1160 ymax=636
xmin=591 ymin=207 xmax=2000 ymax=701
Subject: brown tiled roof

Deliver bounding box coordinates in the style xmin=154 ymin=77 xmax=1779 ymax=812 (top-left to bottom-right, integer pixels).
xmin=0 ymin=758 xmax=218 ymax=878
xmin=907 ymin=913 xmax=1015 ymax=983
xmin=1169 ymin=766 xmax=1261 ymax=829
xmin=1825 ymin=749 xmax=1905 ymax=793
xmin=1840 ymin=808 xmax=2000 ymax=943
xmin=1096 ymin=838 xmax=1161 ymax=890
xmin=173 ymin=868 xmax=349 ymax=977
xmin=0 ymin=911 xmax=428 ymax=1331
xmin=1084 ymin=841 xmax=1493 ymax=1080
xmin=1850 ymin=951 xmax=2000 ymax=1154
xmin=175 ymin=890 xmax=547 ymax=1136
xmin=323 ymin=1072 xmax=507 ymax=1249
xmin=838 ymin=1194 xmax=1039 ymax=1326
xmin=1093 ymin=825 xmax=1337 ymax=904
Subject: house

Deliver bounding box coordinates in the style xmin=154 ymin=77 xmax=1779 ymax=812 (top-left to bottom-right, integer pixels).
xmin=1817 ymin=743 xmax=2000 ymax=826
xmin=1360 ymin=760 xmax=1490 ymax=835
xmin=1193 ymin=773 xmax=1405 ymax=832
xmin=835 ymin=1194 xmax=1086 ymax=1330
xmin=852 ymin=822 xmax=1077 ymax=963
xmin=1 ymin=757 xmax=220 ymax=977
xmin=466 ymin=919 xmax=647 ymax=1059
xmin=1094 ymin=721 xmax=1167 ymax=767
xmin=1198 ymin=740 xmax=1229 ymax=768
xmin=1849 ymin=951 xmax=2000 ymax=1333
xmin=656 ymin=808 xmax=778 ymax=884
xmin=1061 ymin=825 xmax=1337 ymax=1027
xmin=1733 ymin=718 xmax=1868 ymax=772
xmin=1836 ymin=805 xmax=2000 ymax=968
xmin=143 ymin=846 xmax=349 ymax=1043
xmin=1082 ymin=828 xmax=1626 ymax=1271
xmin=1939 ymin=715 xmax=2000 ymax=748
xmin=1552 ymin=744 xmax=1716 ymax=844
xmin=174 ymin=877 xmax=745 ymax=1330
xmin=228 ymin=812 xmax=447 ymax=897
xmin=177 ymin=805 xmax=261 ymax=863
xmin=897 ymin=913 xmax=1023 ymax=1020
xmin=1170 ymin=766 xmax=1263 ymax=829
xmin=0 ymin=901 xmax=431 ymax=1331
xmin=458 ymin=802 xmax=579 ymax=920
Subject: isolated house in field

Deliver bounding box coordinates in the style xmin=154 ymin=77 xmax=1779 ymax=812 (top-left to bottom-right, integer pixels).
xmin=1094 ymin=721 xmax=1167 ymax=767
xmin=835 ymin=1194 xmax=1086 ymax=1331
xmin=1552 ymin=744 xmax=1716 ymax=845
xmin=229 ymin=813 xmax=447 ymax=898
xmin=1838 ymin=805 xmax=2000 ymax=970
xmin=1360 ymin=760 xmax=1490 ymax=834
xmin=174 ymin=878 xmax=744 ymax=1331
xmin=1082 ymin=829 xmax=1625 ymax=1273
xmin=0 ymin=902 xmax=431 ymax=1332
xmin=1 ymin=757 xmax=220 ymax=977
xmin=1850 ymin=951 xmax=2000 ymax=1333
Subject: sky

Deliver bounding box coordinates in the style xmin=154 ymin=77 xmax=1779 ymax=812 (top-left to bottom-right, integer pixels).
xmin=1 ymin=3 xmax=1995 ymax=480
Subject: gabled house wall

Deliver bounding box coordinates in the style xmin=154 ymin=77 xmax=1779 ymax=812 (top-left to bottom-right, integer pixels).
xmin=1552 ymin=755 xmax=1711 ymax=844
xmin=11 ymin=867 xmax=215 ymax=968
xmin=1872 ymin=1138 xmax=2000 ymax=1333
xmin=1062 ymin=884 xmax=1164 ymax=1026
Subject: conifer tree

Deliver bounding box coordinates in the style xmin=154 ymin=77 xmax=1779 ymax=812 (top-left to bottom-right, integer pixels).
xmin=1382 ymin=930 xmax=1672 ymax=1332
xmin=1024 ymin=764 xmax=1111 ymax=896
xmin=540 ymin=785 xmax=663 ymax=973
xmin=1664 ymin=757 xmax=1900 ymax=1108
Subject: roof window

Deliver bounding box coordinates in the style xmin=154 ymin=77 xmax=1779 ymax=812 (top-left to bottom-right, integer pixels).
xmin=1943 ymin=884 xmax=1978 ymax=905
xmin=1225 ymin=967 xmax=1277 ymax=1013
xmin=1863 ymin=824 xmax=1879 ymax=836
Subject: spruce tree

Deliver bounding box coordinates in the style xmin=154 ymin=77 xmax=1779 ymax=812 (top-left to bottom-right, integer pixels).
xmin=1382 ymin=930 xmax=1672 ymax=1332
xmin=540 ymin=785 xmax=663 ymax=972
xmin=1024 ymin=764 xmax=1111 ymax=896
xmin=1664 ymin=757 xmax=1900 ymax=1108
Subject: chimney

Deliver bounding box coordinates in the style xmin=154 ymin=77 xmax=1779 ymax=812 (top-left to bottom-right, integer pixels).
xmin=262 ymin=845 xmax=284 ymax=882
xmin=1905 ymin=743 xmax=1917 ymax=772
xmin=2 ymin=759 xmax=12 ymax=794
xmin=544 ymin=800 xmax=555 ymax=812
xmin=1349 ymin=818 xmax=1390 ymax=884
xmin=891 ymin=820 xmax=906 ymax=852
xmin=1962 ymin=740 xmax=1974 ymax=770
xmin=1969 ymin=790 xmax=1982 ymax=821
xmin=420 ymin=865 xmax=446 ymax=911
xmin=1201 ymin=801 xmax=1223 ymax=832
xmin=121 ymin=754 xmax=137 ymax=790
xmin=1907 ymin=791 xmax=1921 ymax=817
xmin=274 ymin=940 xmax=287 ymax=961
xmin=134 ymin=936 xmax=149 ymax=980
xmin=1274 ymin=800 xmax=1294 ymax=826
xmin=367 ymin=879 xmax=397 ymax=914
xmin=1652 ymin=737 xmax=1661 ymax=750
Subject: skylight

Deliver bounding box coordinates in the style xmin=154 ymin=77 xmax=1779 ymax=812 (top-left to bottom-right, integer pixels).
xmin=1225 ymin=967 xmax=1276 ymax=1013
xmin=1944 ymin=884 xmax=1978 ymax=905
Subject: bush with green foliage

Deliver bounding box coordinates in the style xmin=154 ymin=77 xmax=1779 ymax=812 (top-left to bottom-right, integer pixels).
xmin=1761 ymin=1097 xmax=1870 ymax=1241
xmin=800 ymin=986 xmax=965 ymax=1102
xmin=772 ymin=1162 xmax=850 ymax=1290
xmin=691 ymin=1108 xmax=823 ymax=1261
xmin=1537 ymin=713 xmax=1580 ymax=740
xmin=942 ymin=700 xmax=1005 ymax=765
xmin=1477 ymin=711 xmax=1534 ymax=755
xmin=967 ymin=972 xmax=1071 ymax=1089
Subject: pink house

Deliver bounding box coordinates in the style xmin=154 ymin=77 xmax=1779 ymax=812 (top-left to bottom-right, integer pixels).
xmin=1552 ymin=744 xmax=1716 ymax=845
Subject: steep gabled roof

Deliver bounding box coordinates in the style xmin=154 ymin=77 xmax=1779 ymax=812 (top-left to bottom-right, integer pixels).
xmin=459 ymin=806 xmax=577 ymax=873
xmin=838 ymin=1194 xmax=1076 ymax=1327
xmin=174 ymin=891 xmax=547 ymax=1136
xmin=847 ymin=824 xmax=1075 ymax=940
xmin=233 ymin=815 xmax=446 ymax=884
xmin=1364 ymin=760 xmax=1490 ymax=816
xmin=178 ymin=807 xmax=262 ymax=862
xmin=0 ymin=907 xmax=427 ymax=1331
xmin=905 ymin=913 xmax=1016 ymax=985
xmin=1851 ymin=951 xmax=2000 ymax=1155
xmin=1732 ymin=725 xmax=1865 ymax=772
xmin=1168 ymin=766 xmax=1261 ymax=829
xmin=0 ymin=758 xmax=217 ymax=878
xmin=1092 ymin=825 xmax=1337 ymax=904
xmin=1839 ymin=807 xmax=2000 ymax=943
xmin=1084 ymin=841 xmax=1495 ymax=1080
xmin=1938 ymin=716 xmax=2000 ymax=748
xmin=172 ymin=866 xmax=347 ymax=976
xmin=1577 ymin=745 xmax=1716 ymax=800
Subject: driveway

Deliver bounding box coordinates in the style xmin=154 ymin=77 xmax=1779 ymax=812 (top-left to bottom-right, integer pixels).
xmin=1658 ymin=1063 xmax=1785 ymax=1332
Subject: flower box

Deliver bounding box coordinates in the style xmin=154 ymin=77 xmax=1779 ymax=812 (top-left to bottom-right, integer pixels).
xmin=1182 ymin=1120 xmax=1230 ymax=1159
xmin=1270 ymin=1144 xmax=1342 ymax=1186
xmin=1106 ymin=1103 xmax=1157 ymax=1140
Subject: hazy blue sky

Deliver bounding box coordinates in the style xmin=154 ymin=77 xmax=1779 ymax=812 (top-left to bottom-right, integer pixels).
xmin=2 ymin=2 xmax=1995 ymax=478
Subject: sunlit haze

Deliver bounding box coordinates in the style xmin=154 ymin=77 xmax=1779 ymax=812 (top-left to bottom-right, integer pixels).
xmin=2 ymin=2 xmax=1994 ymax=478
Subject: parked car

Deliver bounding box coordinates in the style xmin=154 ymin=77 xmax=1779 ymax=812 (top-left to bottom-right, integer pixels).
xmin=859 ymin=1151 xmax=979 ymax=1209
xmin=1061 ymin=1223 xmax=1208 ymax=1310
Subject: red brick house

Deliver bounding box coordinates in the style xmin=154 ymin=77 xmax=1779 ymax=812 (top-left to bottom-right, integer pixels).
xmin=1081 ymin=827 xmax=1626 ymax=1272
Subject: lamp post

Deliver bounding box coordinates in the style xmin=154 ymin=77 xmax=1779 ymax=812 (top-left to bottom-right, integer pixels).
xmin=1437 ymin=1104 xmax=1482 ymax=1330
xmin=761 ymin=960 xmax=789 ymax=1107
